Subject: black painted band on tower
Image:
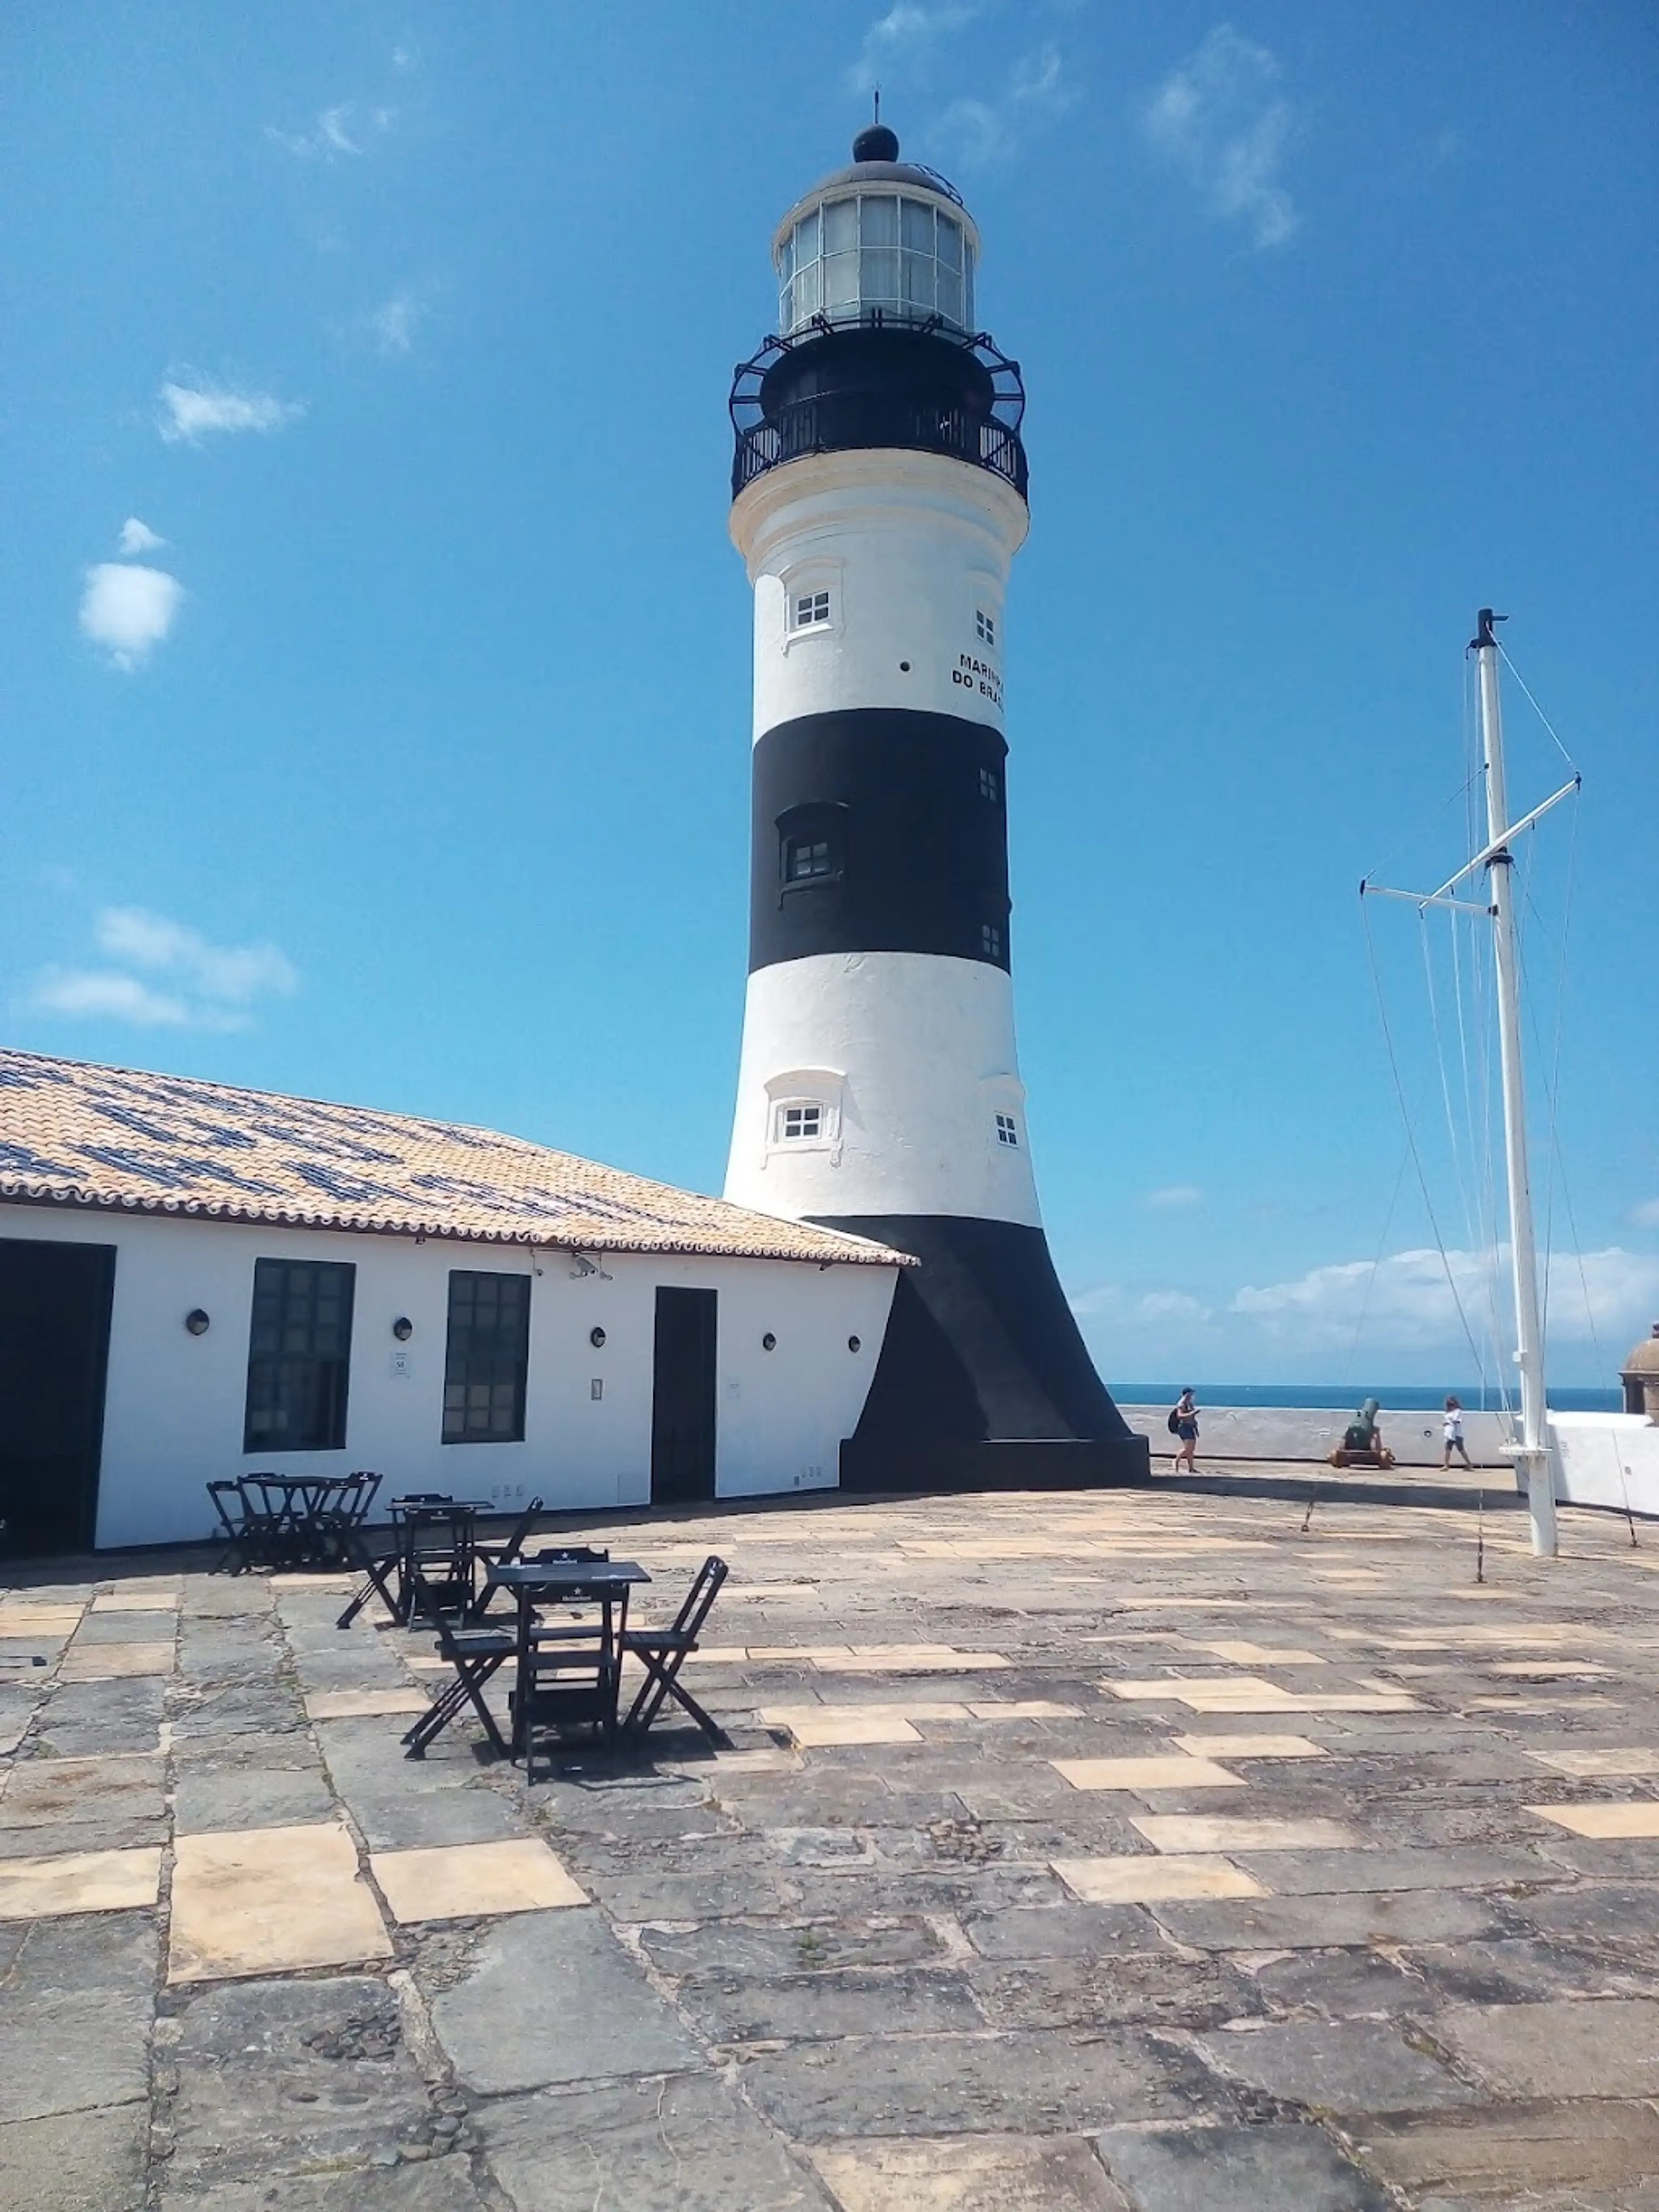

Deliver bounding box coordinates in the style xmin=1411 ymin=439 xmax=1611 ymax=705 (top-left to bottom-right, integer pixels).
xmin=750 ymin=708 xmax=1011 ymax=974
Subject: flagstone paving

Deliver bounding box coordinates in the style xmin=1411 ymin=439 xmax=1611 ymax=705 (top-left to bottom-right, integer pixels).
xmin=7 ymin=1468 xmax=1659 ymax=2205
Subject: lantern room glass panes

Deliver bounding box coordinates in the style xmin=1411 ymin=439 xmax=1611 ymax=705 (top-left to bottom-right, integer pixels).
xmin=779 ymin=193 xmax=976 ymax=336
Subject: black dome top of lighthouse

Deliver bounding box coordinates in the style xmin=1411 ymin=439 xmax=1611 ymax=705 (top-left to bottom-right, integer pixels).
xmin=782 ymin=123 xmax=969 ymax=215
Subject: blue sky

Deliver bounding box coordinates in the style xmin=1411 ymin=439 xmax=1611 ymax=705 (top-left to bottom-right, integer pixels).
xmin=3 ymin=3 xmax=1655 ymax=1389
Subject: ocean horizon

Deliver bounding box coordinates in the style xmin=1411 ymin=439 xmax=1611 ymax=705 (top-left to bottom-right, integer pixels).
xmin=1111 ymin=1382 xmax=1623 ymax=1414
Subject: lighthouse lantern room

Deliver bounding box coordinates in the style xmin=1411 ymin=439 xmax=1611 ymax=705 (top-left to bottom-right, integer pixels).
xmin=725 ymin=125 xmax=1149 ymax=1492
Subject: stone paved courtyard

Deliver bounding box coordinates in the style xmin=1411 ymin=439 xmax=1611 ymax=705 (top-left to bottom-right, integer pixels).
xmin=5 ymin=1469 xmax=1659 ymax=2209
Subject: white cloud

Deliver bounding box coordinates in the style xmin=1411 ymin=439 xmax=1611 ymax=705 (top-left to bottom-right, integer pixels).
xmin=318 ymin=104 xmax=361 ymax=153
xmin=848 ymin=3 xmax=984 ymax=93
xmin=1011 ymin=42 xmax=1076 ymax=112
xmin=369 ymin=289 xmax=425 ymax=357
xmin=117 ymin=516 xmax=166 ymax=556
xmin=933 ymin=97 xmax=1015 ymax=169
xmin=1233 ymin=1243 xmax=1659 ymax=1353
xmin=1633 ymin=1200 xmax=1659 ymax=1230
xmin=1136 ymin=1289 xmax=1211 ymax=1324
xmin=79 ymin=563 xmax=183 ymax=669
xmin=1145 ymin=23 xmax=1300 ymax=249
xmin=1144 ymin=1184 xmax=1204 ymax=1211
xmin=31 ymin=908 xmax=299 ymax=1032
xmin=1068 ymin=1239 xmax=1659 ymax=1386
xmin=157 ymin=380 xmax=305 ymax=445
xmin=265 ymin=100 xmax=394 ymax=161
xmin=31 ymin=970 xmax=194 ymax=1027
xmin=843 ymin=9 xmax=1077 ymax=172
xmin=1071 ymin=1282 xmax=1212 ymax=1326
xmin=95 ymin=907 xmax=299 ymax=1006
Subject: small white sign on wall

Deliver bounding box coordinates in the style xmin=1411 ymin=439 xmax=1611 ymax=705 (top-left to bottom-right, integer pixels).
xmin=389 ymin=1349 xmax=412 ymax=1380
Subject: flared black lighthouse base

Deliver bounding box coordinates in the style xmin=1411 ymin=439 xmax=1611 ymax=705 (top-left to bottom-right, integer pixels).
xmin=813 ymin=1213 xmax=1153 ymax=1494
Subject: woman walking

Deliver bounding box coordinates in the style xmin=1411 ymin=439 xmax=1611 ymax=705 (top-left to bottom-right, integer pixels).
xmin=1170 ymin=1388 xmax=1199 ymax=1473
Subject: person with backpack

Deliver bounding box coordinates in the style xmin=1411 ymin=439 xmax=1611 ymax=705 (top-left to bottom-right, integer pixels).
xmin=1168 ymin=1388 xmax=1199 ymax=1472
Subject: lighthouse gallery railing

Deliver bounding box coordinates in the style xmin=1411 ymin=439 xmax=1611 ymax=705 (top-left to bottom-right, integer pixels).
xmin=730 ymin=324 xmax=1028 ymax=503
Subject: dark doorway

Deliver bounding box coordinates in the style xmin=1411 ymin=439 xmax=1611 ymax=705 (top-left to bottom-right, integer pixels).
xmin=0 ymin=1238 xmax=117 ymax=1556
xmin=650 ymin=1287 xmax=717 ymax=1506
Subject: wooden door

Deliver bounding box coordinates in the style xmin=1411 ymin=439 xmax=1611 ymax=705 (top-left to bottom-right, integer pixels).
xmin=650 ymin=1287 xmax=717 ymax=1505
xmin=0 ymin=1238 xmax=116 ymax=1555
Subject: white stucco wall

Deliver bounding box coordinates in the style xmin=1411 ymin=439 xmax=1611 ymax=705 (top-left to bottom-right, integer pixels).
xmin=0 ymin=1203 xmax=897 ymax=1549
xmin=731 ymin=447 xmax=1028 ymax=740
xmin=726 ymin=951 xmax=1040 ymax=1225
xmin=1550 ymin=1411 xmax=1659 ymax=1520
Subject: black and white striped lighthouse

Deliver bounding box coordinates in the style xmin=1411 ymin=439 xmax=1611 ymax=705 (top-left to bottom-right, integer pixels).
xmin=725 ymin=125 xmax=1148 ymax=1491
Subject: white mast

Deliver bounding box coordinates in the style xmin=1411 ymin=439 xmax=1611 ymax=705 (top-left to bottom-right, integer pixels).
xmin=1473 ymin=608 xmax=1555 ymax=1557
xmin=1362 ymin=611 xmax=1580 ymax=1559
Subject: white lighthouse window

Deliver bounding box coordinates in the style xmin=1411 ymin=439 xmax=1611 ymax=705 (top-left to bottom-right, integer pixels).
xmin=995 ymin=1112 xmax=1020 ymax=1148
xmin=792 ymin=589 xmax=831 ymax=630
xmin=786 ymin=838 xmax=833 ymax=881
xmin=777 ymin=1102 xmax=823 ymax=1143
xmin=976 ymin=608 xmax=996 ymax=647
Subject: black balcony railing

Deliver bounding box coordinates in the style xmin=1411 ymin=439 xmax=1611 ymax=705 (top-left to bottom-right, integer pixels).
xmin=730 ymin=323 xmax=1027 ymax=502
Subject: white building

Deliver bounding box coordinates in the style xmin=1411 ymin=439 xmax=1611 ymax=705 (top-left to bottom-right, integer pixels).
xmin=0 ymin=1048 xmax=905 ymax=1555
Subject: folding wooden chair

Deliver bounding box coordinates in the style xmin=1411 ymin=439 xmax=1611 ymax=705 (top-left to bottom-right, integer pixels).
xmin=305 ymin=1469 xmax=379 ymax=1566
xmin=507 ymin=1544 xmax=610 ymax=1642
xmin=509 ymin=1550 xmax=620 ymax=1779
xmin=336 ymin=1492 xmax=462 ymax=1630
xmin=472 ymin=1496 xmax=545 ymax=1583
xmin=207 ymin=1480 xmax=254 ymax=1575
xmin=402 ymin=1599 xmax=514 ymax=1760
xmin=621 ymin=1555 xmax=729 ymax=1744
xmin=402 ymin=1503 xmax=479 ymax=1626
xmin=335 ymin=1509 xmax=407 ymax=1627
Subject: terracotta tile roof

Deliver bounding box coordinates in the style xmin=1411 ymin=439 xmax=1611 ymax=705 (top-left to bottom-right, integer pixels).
xmin=0 ymin=1049 xmax=913 ymax=1268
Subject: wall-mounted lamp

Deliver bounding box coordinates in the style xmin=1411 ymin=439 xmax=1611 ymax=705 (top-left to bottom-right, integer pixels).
xmin=392 ymin=1316 xmax=414 ymax=1342
xmin=589 ymin=1326 xmax=607 ymax=1349
xmin=184 ymin=1308 xmax=211 ymax=1337
xmin=762 ymin=1332 xmax=777 ymax=1352
xmin=848 ymin=1334 xmax=861 ymax=1353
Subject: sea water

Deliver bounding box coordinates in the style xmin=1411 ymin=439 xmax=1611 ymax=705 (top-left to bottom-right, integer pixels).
xmin=1112 ymin=1382 xmax=1622 ymax=1414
